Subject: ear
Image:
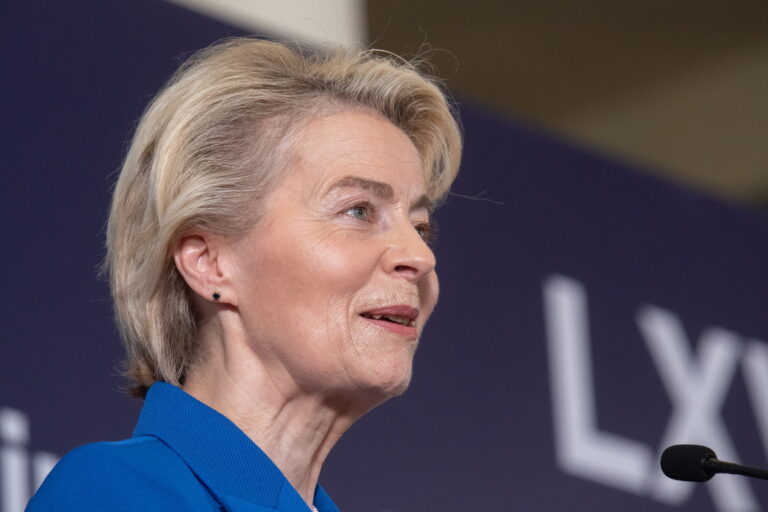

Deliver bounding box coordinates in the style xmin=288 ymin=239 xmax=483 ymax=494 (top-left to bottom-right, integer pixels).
xmin=173 ymin=234 xmax=237 ymax=306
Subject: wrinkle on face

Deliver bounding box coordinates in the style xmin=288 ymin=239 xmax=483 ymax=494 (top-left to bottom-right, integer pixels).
xmin=227 ymin=110 xmax=438 ymax=404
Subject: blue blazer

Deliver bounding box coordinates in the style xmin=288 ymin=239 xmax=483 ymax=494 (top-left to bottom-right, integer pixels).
xmin=27 ymin=382 xmax=339 ymax=512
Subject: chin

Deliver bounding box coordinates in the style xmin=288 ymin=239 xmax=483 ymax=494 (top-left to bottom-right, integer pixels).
xmin=354 ymin=360 xmax=414 ymax=403
xmin=377 ymin=372 xmax=412 ymax=397
xmin=327 ymin=365 xmax=412 ymax=417
xmin=341 ymin=331 xmax=418 ymax=405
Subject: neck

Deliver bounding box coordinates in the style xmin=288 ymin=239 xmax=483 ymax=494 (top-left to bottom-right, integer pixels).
xmin=182 ymin=314 xmax=366 ymax=506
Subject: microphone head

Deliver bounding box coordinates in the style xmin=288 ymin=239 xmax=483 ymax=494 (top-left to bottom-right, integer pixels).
xmin=661 ymin=444 xmax=717 ymax=482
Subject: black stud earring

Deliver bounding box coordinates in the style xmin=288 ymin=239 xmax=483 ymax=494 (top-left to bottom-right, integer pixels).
xmin=212 ymin=292 xmax=221 ymax=301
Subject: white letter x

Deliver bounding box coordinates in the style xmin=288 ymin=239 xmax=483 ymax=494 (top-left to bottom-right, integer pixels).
xmin=638 ymin=306 xmax=757 ymax=511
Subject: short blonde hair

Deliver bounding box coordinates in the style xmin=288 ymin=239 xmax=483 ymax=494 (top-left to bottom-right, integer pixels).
xmin=105 ymin=38 xmax=462 ymax=397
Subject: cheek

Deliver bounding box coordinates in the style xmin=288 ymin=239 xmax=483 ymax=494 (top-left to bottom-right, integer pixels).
xmin=256 ymin=230 xmax=383 ymax=339
xmin=314 ymin=239 xmax=384 ymax=348
xmin=305 ymin=232 xmax=383 ymax=295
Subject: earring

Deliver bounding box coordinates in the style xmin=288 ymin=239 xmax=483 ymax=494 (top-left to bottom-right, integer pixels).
xmin=212 ymin=292 xmax=221 ymax=301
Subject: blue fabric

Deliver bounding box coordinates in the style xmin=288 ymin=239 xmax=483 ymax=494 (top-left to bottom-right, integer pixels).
xmin=27 ymin=382 xmax=340 ymax=512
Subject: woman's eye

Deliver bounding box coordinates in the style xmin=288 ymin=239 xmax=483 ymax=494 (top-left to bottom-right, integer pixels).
xmin=415 ymin=222 xmax=436 ymax=243
xmin=344 ymin=203 xmax=372 ymax=221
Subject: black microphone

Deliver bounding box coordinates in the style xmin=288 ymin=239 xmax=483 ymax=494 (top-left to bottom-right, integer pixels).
xmin=661 ymin=444 xmax=768 ymax=482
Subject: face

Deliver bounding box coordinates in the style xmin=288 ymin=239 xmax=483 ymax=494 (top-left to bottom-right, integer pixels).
xmin=228 ymin=111 xmax=439 ymax=404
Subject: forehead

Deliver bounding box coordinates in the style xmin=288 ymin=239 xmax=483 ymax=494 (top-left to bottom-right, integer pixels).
xmin=286 ymin=111 xmax=426 ymax=194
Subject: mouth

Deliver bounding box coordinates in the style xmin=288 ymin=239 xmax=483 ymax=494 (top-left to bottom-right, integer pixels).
xmin=359 ymin=305 xmax=419 ymax=337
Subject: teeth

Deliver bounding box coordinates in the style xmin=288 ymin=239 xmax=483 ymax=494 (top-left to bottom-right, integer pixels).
xmin=364 ymin=313 xmax=411 ymax=326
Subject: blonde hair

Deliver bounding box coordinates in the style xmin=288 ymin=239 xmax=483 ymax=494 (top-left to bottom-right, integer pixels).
xmin=105 ymin=38 xmax=462 ymax=397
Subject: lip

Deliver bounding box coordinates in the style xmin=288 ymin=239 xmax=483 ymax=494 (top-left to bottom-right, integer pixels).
xmin=359 ymin=305 xmax=419 ymax=338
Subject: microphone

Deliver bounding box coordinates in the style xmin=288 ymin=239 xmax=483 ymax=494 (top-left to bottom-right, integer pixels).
xmin=661 ymin=444 xmax=768 ymax=482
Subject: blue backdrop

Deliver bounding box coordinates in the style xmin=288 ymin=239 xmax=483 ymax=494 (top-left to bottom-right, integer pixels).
xmin=3 ymin=2 xmax=768 ymax=511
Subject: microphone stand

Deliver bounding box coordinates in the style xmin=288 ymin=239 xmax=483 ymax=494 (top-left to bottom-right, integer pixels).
xmin=704 ymin=457 xmax=768 ymax=481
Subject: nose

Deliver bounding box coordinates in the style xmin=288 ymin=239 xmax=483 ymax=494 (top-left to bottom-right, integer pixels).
xmin=381 ymin=221 xmax=437 ymax=282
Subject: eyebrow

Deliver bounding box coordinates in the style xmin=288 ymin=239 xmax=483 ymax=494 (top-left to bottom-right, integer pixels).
xmin=328 ymin=175 xmax=433 ymax=212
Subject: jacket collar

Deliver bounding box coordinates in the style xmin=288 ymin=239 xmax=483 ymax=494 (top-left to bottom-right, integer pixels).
xmin=133 ymin=382 xmax=338 ymax=512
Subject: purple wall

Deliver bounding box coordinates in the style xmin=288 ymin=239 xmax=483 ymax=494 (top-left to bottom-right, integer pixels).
xmin=3 ymin=3 xmax=768 ymax=511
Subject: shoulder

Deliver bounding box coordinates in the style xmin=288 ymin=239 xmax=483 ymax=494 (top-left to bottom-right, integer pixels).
xmin=27 ymin=436 xmax=221 ymax=511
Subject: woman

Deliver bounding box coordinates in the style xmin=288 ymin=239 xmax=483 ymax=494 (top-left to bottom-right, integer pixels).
xmin=27 ymin=38 xmax=461 ymax=511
